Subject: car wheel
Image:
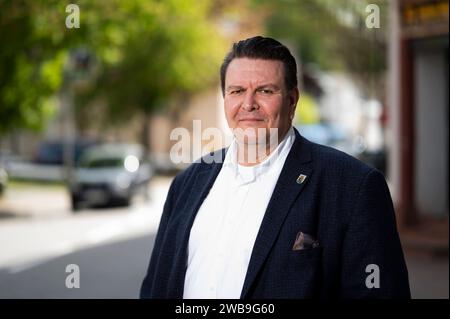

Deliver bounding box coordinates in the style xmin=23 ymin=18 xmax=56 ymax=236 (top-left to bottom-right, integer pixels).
xmin=71 ymin=195 xmax=82 ymax=212
xmin=119 ymin=196 xmax=131 ymax=207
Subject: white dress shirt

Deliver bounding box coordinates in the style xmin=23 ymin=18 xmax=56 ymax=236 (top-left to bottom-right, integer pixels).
xmin=183 ymin=127 xmax=295 ymax=299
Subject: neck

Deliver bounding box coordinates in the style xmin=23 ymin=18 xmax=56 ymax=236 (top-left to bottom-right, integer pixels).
xmin=236 ymin=127 xmax=290 ymax=167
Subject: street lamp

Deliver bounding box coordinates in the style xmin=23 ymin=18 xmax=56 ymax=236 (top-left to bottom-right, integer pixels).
xmin=61 ymin=48 xmax=97 ymax=187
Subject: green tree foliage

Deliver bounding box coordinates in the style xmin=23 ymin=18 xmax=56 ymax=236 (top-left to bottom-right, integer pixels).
xmin=0 ymin=0 xmax=226 ymax=134
xmin=0 ymin=0 xmax=65 ymax=134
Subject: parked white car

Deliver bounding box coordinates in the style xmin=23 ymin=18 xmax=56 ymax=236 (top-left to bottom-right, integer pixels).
xmin=70 ymin=143 xmax=153 ymax=211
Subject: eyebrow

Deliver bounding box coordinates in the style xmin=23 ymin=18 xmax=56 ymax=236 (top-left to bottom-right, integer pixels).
xmin=225 ymin=84 xmax=281 ymax=92
xmin=225 ymin=85 xmax=244 ymax=92
xmin=256 ymin=84 xmax=281 ymax=90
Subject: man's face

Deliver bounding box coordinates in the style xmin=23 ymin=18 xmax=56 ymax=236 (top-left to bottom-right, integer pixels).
xmin=224 ymin=58 xmax=299 ymax=144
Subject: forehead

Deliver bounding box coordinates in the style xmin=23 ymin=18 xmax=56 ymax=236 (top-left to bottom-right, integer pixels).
xmin=225 ymin=58 xmax=285 ymax=86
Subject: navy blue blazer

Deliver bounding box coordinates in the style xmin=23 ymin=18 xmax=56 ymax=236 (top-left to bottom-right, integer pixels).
xmin=140 ymin=128 xmax=411 ymax=299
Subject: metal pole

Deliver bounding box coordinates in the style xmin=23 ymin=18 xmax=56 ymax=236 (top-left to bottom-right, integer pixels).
xmin=61 ymin=82 xmax=75 ymax=188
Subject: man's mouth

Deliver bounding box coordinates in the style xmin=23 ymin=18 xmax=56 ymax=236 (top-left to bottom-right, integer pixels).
xmin=238 ymin=118 xmax=264 ymax=122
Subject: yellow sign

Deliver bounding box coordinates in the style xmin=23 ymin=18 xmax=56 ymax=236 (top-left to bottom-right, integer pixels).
xmin=402 ymin=1 xmax=449 ymax=26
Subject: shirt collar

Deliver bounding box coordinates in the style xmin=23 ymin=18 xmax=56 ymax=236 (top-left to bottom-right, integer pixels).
xmin=223 ymin=127 xmax=296 ymax=185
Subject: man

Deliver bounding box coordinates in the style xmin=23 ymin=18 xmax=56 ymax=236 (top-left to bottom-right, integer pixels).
xmin=140 ymin=36 xmax=410 ymax=299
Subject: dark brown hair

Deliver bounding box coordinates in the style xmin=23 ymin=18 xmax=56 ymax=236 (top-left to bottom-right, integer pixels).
xmin=220 ymin=36 xmax=298 ymax=95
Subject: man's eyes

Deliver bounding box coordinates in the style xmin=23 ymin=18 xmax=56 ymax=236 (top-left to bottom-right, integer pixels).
xmin=229 ymin=89 xmax=244 ymax=95
xmin=257 ymin=88 xmax=274 ymax=94
xmin=227 ymin=88 xmax=275 ymax=95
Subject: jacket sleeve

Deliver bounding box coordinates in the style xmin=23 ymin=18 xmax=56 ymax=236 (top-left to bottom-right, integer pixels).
xmin=339 ymin=168 xmax=411 ymax=298
xmin=139 ymin=174 xmax=182 ymax=298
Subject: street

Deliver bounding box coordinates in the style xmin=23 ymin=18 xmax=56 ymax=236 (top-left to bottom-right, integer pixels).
xmin=0 ymin=234 xmax=154 ymax=298
xmin=0 ymin=176 xmax=172 ymax=298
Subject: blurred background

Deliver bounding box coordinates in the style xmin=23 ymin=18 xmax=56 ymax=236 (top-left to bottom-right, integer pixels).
xmin=0 ymin=0 xmax=448 ymax=298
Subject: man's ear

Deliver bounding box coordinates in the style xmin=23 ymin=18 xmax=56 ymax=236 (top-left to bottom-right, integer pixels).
xmin=289 ymin=87 xmax=300 ymax=113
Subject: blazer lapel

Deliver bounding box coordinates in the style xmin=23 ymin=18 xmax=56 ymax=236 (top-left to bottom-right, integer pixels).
xmin=240 ymin=130 xmax=313 ymax=298
xmin=167 ymin=155 xmax=224 ymax=298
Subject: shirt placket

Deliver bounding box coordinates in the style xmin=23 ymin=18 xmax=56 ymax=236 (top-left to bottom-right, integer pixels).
xmin=214 ymin=177 xmax=250 ymax=297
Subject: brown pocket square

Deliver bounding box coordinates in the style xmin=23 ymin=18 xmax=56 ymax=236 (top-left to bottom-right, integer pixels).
xmin=292 ymin=231 xmax=320 ymax=251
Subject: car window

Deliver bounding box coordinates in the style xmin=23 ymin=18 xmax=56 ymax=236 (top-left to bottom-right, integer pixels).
xmin=80 ymin=158 xmax=124 ymax=168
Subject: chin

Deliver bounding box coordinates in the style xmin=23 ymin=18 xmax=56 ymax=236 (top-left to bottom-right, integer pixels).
xmin=232 ymin=126 xmax=273 ymax=145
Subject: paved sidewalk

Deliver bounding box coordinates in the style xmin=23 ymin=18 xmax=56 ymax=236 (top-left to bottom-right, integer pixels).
xmin=404 ymin=249 xmax=449 ymax=299
xmin=0 ymin=183 xmax=69 ymax=219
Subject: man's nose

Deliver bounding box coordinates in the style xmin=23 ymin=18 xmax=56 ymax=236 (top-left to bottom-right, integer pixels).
xmin=241 ymin=91 xmax=258 ymax=111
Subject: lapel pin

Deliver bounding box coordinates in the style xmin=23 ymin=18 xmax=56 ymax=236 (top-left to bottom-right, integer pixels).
xmin=296 ymin=174 xmax=307 ymax=184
